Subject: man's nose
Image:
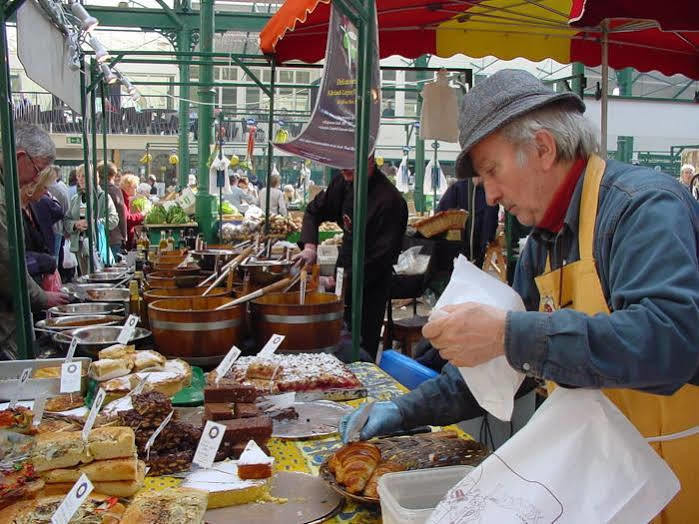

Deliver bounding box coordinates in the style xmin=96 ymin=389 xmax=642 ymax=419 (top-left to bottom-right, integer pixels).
xmin=483 ymin=182 xmax=501 ymax=206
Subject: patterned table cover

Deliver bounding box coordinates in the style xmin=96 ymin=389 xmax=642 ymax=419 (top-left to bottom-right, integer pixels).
xmin=144 ymin=362 xmax=464 ymax=523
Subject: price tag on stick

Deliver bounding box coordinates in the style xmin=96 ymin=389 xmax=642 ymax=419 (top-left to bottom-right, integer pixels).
xmin=258 ymin=334 xmax=285 ymax=359
xmin=117 ymin=314 xmax=140 ymax=345
xmin=51 ymin=474 xmax=93 ymax=524
xmin=82 ymin=388 xmax=106 ymax=441
xmin=144 ymin=410 xmax=174 ymax=460
xmin=335 ymin=267 xmax=344 ymax=298
xmin=32 ymin=392 xmax=47 ymax=427
xmin=8 ymin=368 xmax=32 ymax=409
xmin=214 ymin=346 xmax=241 ymax=384
xmin=60 ymin=362 xmax=82 ymax=393
xmin=192 ymin=420 xmax=226 ymax=469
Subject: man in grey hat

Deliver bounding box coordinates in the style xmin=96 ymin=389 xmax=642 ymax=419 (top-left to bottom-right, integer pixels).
xmin=339 ymin=70 xmax=699 ymax=519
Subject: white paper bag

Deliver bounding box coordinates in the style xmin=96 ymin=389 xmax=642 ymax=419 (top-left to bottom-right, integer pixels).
xmin=428 ymin=388 xmax=680 ymax=524
xmin=432 ymin=255 xmax=525 ymax=421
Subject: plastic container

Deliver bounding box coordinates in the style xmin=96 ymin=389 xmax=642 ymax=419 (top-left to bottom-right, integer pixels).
xmin=378 ymin=465 xmax=473 ymax=524
xmin=379 ymin=350 xmax=438 ymax=390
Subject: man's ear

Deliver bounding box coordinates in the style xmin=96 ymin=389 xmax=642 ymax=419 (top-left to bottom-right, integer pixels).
xmin=533 ymin=129 xmax=557 ymax=171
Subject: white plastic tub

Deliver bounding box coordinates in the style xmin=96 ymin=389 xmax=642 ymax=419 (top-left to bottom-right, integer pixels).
xmin=378 ymin=465 xmax=474 ymax=524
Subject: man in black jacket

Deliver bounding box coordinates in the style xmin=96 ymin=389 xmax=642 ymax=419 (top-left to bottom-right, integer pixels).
xmin=296 ymin=158 xmax=408 ymax=358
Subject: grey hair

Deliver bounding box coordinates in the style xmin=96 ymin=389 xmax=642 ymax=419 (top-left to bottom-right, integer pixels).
xmin=14 ymin=122 xmax=56 ymax=161
xmin=680 ymin=164 xmax=695 ymax=175
xmin=499 ymin=101 xmax=599 ymax=166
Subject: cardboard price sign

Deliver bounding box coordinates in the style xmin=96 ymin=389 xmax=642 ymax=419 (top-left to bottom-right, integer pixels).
xmin=117 ymin=314 xmax=139 ymax=345
xmin=51 ymin=474 xmax=93 ymax=524
xmin=8 ymin=368 xmax=32 ymax=409
xmin=82 ymin=388 xmax=106 ymax=441
xmin=335 ymin=267 xmax=344 ymax=298
xmin=60 ymin=362 xmax=82 ymax=393
xmin=213 ymin=346 xmax=241 ymax=384
xmin=257 ymin=334 xmax=285 ymax=359
xmin=192 ymin=420 xmax=226 ymax=469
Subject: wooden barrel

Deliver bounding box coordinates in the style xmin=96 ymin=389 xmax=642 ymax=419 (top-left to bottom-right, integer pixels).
xmin=142 ymin=287 xmax=231 ymax=329
xmin=145 ymin=273 xmax=205 ymax=290
xmin=250 ymin=292 xmax=344 ymax=353
xmin=148 ymin=296 xmax=245 ymax=366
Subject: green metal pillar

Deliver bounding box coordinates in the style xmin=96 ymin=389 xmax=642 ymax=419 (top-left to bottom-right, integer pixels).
xmin=571 ymin=62 xmax=585 ymax=98
xmin=615 ymin=67 xmax=634 ymax=163
xmin=195 ymin=0 xmax=216 ymax=241
xmin=413 ymin=55 xmax=428 ymax=213
xmin=83 ymin=59 xmax=96 ymax=273
xmin=0 ymin=8 xmax=33 ymax=358
xmin=264 ymin=62 xmax=275 ymax=234
xmin=350 ymin=0 xmax=375 ymax=362
xmin=100 ymin=81 xmax=110 ymax=265
xmin=177 ymin=26 xmax=192 ymax=190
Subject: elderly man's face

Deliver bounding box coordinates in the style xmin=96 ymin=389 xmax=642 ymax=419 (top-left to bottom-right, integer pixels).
xmin=680 ymin=169 xmax=693 ymax=185
xmin=470 ymin=131 xmax=556 ymax=226
xmin=17 ymin=151 xmax=51 ymax=186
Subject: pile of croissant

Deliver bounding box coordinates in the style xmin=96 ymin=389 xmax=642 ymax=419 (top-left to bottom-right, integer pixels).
xmin=328 ymin=442 xmax=404 ymax=499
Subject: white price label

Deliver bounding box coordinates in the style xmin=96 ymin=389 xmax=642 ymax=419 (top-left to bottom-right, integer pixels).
xmin=66 ymin=337 xmax=78 ymax=363
xmin=117 ymin=314 xmax=139 ymax=345
xmin=32 ymin=393 xmax=47 ymax=427
xmin=192 ymin=420 xmax=226 ymax=469
xmin=51 ymin=474 xmax=93 ymax=524
xmin=257 ymin=334 xmax=285 ymax=358
xmin=82 ymin=388 xmax=106 ymax=441
xmin=335 ymin=267 xmax=344 ymax=298
xmin=145 ymin=410 xmax=174 ymax=459
xmin=8 ymin=368 xmax=32 ymax=409
xmin=214 ymin=346 xmax=241 ymax=384
xmin=60 ymin=362 xmax=82 ymax=393
xmin=130 ymin=375 xmax=148 ymax=397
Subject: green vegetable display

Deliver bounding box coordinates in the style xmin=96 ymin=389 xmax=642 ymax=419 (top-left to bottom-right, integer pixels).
xmin=167 ymin=205 xmax=189 ymax=224
xmin=131 ymin=196 xmax=151 ymax=214
xmin=144 ymin=204 xmax=168 ymax=224
xmin=220 ymin=200 xmax=234 ymax=214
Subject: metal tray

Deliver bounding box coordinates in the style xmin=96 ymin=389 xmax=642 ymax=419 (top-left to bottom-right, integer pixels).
xmin=48 ymin=302 xmax=125 ymax=317
xmin=35 ymin=314 xmax=122 ymax=332
xmin=0 ymin=358 xmax=91 ymax=401
xmin=52 ymin=326 xmax=152 ymax=357
xmin=85 ymin=288 xmax=130 ymax=302
xmin=272 ymin=401 xmax=352 ymax=439
xmin=83 ymin=271 xmax=131 ymax=283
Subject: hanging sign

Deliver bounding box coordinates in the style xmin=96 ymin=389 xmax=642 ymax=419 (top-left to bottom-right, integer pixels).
xmin=272 ymin=5 xmax=381 ymax=169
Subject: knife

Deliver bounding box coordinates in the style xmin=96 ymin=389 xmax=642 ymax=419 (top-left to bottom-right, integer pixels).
xmin=346 ymin=401 xmax=375 ymax=442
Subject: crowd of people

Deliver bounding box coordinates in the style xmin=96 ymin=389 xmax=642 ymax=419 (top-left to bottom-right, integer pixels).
xmin=221 ymin=171 xmax=300 ymax=216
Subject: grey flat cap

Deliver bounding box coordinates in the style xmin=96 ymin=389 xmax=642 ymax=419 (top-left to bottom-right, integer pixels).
xmin=456 ymin=69 xmax=585 ymax=178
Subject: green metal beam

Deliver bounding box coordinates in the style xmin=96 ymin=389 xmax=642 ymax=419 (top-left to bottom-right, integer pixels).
xmin=83 ymin=5 xmax=270 ymax=33
xmin=177 ymin=26 xmax=192 ymax=190
xmin=83 ymin=59 xmax=95 ymax=273
xmin=153 ymin=0 xmax=184 ymax=29
xmin=264 ymin=62 xmax=275 ymax=234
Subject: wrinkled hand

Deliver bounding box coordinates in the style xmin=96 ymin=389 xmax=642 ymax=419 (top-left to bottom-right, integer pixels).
xmin=422 ymin=303 xmax=506 ymax=367
xmin=292 ymin=244 xmax=317 ymax=266
xmin=45 ymin=291 xmax=70 ymax=308
xmin=318 ymin=276 xmax=335 ymax=291
xmin=338 ymin=401 xmax=403 ymax=443
xmin=74 ymin=220 xmax=88 ymax=232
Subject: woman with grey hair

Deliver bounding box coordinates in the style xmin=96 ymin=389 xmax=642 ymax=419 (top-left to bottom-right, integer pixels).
xmin=258 ymin=173 xmax=288 ymax=216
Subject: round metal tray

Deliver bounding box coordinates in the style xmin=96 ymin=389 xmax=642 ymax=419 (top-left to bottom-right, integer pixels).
xmin=319 ymin=461 xmax=380 ymax=506
xmin=48 ymin=302 xmax=125 ymax=317
xmin=82 ymin=271 xmax=131 ymax=283
xmin=85 ymin=288 xmax=130 ymax=302
xmin=272 ymin=401 xmax=352 ymax=439
xmin=53 ymin=326 xmax=151 ymax=357
xmin=36 ymin=314 xmax=122 ymax=331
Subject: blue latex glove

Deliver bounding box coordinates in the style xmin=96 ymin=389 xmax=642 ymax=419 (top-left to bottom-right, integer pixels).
xmin=338 ymin=401 xmax=403 ymax=443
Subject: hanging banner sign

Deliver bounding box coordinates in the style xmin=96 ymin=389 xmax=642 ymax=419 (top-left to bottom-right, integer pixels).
xmin=272 ymin=5 xmax=381 ymax=169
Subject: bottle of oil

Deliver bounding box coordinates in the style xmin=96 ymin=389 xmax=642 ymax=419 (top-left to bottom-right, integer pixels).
xmin=128 ymin=279 xmax=140 ymax=318
xmin=158 ymin=230 xmax=169 ymax=252
xmin=166 ymin=230 xmax=175 ymax=251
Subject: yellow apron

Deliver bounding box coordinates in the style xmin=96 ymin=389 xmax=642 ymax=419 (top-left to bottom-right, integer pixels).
xmin=534 ymin=155 xmax=699 ymax=523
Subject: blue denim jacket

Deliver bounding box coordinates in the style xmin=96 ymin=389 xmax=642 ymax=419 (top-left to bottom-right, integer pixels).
xmin=507 ymin=160 xmax=699 ymax=394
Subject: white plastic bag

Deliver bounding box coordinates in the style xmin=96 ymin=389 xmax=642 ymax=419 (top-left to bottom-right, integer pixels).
xmin=428 ymin=388 xmax=680 ymax=524
xmin=62 ymin=238 xmax=77 ymax=269
xmin=431 ymin=255 xmax=525 ymax=421
xmin=393 ymin=245 xmax=430 ymax=275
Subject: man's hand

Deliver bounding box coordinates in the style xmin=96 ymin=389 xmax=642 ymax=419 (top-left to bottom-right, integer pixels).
xmin=338 ymin=402 xmax=403 ymax=443
xmin=422 ymin=303 xmax=507 ymax=367
xmin=74 ymin=220 xmax=88 ymax=232
xmin=292 ymin=243 xmax=317 ymax=266
xmin=318 ymin=275 xmax=335 ymax=291
xmin=45 ymin=291 xmax=70 ymax=308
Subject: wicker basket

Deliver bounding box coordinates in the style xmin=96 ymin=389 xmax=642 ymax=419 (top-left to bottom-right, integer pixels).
xmin=414 ymin=209 xmax=469 ymax=238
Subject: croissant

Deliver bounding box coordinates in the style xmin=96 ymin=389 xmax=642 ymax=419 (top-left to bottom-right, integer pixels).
xmin=363 ymin=461 xmax=404 ymax=498
xmin=329 ymin=442 xmax=381 ymax=494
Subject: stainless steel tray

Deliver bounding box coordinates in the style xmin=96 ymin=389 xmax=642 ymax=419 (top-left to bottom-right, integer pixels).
xmin=85 ymin=288 xmax=130 ymax=302
xmin=271 ymin=401 xmax=352 ymax=439
xmin=52 ymin=326 xmax=151 ymax=357
xmin=35 ymin=314 xmax=121 ymax=332
xmin=0 ymin=358 xmax=91 ymax=401
xmin=48 ymin=302 xmax=125 ymax=317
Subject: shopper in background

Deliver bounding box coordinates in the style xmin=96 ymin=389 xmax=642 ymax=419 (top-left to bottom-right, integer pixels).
xmin=148 ymin=174 xmax=158 ymax=196
xmin=64 ymin=163 xmax=119 ymax=274
xmin=67 ymin=168 xmax=78 ymax=200
xmin=102 ymin=161 xmax=127 ymax=259
xmin=296 ymin=157 xmax=408 ymax=359
xmin=1 ymin=122 xmax=69 ymax=359
xmin=223 ymin=173 xmax=256 ymax=212
xmin=680 ymin=164 xmax=698 ymax=200
xmin=258 ymin=174 xmax=288 ymax=216
xmin=119 ymin=174 xmax=145 ymax=250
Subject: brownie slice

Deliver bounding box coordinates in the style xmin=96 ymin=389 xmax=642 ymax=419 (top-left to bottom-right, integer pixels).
xmin=204 ymin=384 xmax=259 ymax=403
xmin=233 ymin=402 xmax=261 ymax=419
xmin=215 ymin=439 xmax=270 ymax=461
xmin=220 ymin=416 xmax=273 ymax=444
xmin=204 ymin=403 xmax=234 ymax=422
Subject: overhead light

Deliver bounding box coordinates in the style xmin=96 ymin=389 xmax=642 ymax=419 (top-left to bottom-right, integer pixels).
xmin=100 ymin=64 xmax=118 ymax=84
xmin=89 ymin=36 xmax=110 ymax=64
xmin=70 ymin=2 xmax=98 ymax=33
